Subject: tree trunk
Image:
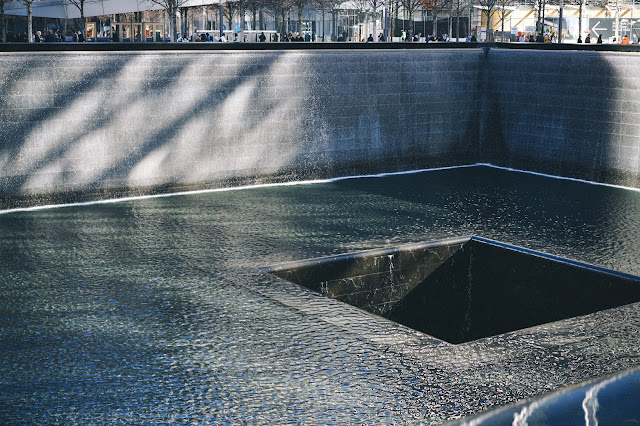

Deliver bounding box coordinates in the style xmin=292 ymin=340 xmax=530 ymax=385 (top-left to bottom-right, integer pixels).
xmin=392 ymin=1 xmax=397 ymax=39
xmin=184 ymin=7 xmax=189 ymax=38
xmin=449 ymin=1 xmax=453 ymax=38
xmin=468 ymin=2 xmax=472 ymax=37
xmin=297 ymin=7 xmax=303 ymax=34
xmin=456 ymin=0 xmax=460 ymax=40
xmin=240 ymin=6 xmax=245 ymax=38
xmin=27 ymin=1 xmax=33 ymax=43
xmin=541 ymin=0 xmax=545 ymax=35
xmin=171 ymin=6 xmax=178 ymax=41
xmin=81 ymin=3 xmax=86 ymax=41
xmin=433 ymin=12 xmax=437 ymax=38
xmin=486 ymin=9 xmax=493 ymax=41
xmin=283 ymin=11 xmax=287 ymax=34
xmin=372 ymin=6 xmax=377 ymax=41
xmin=409 ymin=7 xmax=415 ymax=36
xmin=1 ymin=1 xmax=6 ymax=43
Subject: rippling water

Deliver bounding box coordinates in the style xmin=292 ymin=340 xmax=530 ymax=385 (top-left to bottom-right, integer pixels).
xmin=1 ymin=166 xmax=640 ymax=423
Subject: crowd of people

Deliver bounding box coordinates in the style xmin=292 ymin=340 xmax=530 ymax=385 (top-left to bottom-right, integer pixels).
xmin=516 ymin=31 xmax=639 ymax=44
xmin=176 ymin=32 xmax=232 ymax=42
xmin=3 ymin=27 xmax=639 ymax=44
xmin=4 ymin=29 xmax=88 ymax=42
xmin=335 ymin=31 xmax=465 ymax=43
xmin=576 ymin=33 xmax=638 ymax=44
xmin=175 ymin=30 xmax=314 ymax=42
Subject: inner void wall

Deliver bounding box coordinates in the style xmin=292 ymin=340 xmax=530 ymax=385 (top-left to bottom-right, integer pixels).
xmin=0 ymin=48 xmax=639 ymax=207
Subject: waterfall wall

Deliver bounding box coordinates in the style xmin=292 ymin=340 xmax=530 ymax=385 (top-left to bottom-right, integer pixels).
xmin=1 ymin=47 xmax=639 ymax=207
xmin=0 ymin=50 xmax=482 ymax=206
xmin=484 ymin=49 xmax=640 ymax=187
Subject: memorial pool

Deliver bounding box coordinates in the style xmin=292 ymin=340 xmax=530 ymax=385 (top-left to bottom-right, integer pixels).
xmin=1 ymin=165 xmax=639 ymax=423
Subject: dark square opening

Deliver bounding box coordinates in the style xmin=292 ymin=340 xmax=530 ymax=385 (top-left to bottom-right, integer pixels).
xmin=260 ymin=237 xmax=640 ymax=344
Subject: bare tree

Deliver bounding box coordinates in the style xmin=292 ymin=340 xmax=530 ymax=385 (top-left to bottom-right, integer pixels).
xmin=375 ymin=0 xmax=393 ymax=40
xmin=235 ymin=0 xmax=249 ymax=37
xmin=291 ymin=0 xmax=312 ymax=35
xmin=149 ymin=0 xmax=189 ymax=41
xmin=223 ymin=1 xmax=238 ymax=33
xmin=265 ymin=0 xmax=293 ymax=37
xmin=497 ymin=0 xmax=515 ymax=41
xmin=246 ymin=0 xmax=261 ymax=30
xmin=354 ymin=0 xmax=386 ymax=41
xmin=450 ymin=0 xmax=469 ymax=41
xmin=390 ymin=0 xmax=399 ymax=39
xmin=66 ymin=0 xmax=100 ymax=40
xmin=400 ymin=0 xmax=422 ymax=37
xmin=477 ymin=0 xmax=498 ymax=41
xmin=425 ymin=0 xmax=447 ymax=39
xmin=314 ymin=0 xmax=339 ymax=41
xmin=351 ymin=0 xmax=371 ymax=40
xmin=18 ymin=0 xmax=37 ymax=43
xmin=367 ymin=0 xmax=383 ymax=40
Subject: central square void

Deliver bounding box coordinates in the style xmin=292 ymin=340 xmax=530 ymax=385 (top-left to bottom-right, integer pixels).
xmin=261 ymin=237 xmax=640 ymax=344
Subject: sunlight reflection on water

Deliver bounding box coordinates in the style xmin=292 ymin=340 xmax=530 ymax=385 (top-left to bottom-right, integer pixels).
xmin=1 ymin=166 xmax=640 ymax=423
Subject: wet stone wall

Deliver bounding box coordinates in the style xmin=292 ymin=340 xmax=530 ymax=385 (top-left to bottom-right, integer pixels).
xmin=0 ymin=50 xmax=483 ymax=207
xmin=2 ymin=48 xmax=640 ymax=207
xmin=485 ymin=50 xmax=640 ymax=187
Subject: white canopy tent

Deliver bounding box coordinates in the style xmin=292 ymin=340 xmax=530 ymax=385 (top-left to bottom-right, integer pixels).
xmin=3 ymin=0 xmax=219 ymax=19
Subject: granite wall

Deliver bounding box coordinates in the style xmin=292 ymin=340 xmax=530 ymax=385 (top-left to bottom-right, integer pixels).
xmin=0 ymin=49 xmax=483 ymax=207
xmin=484 ymin=50 xmax=640 ymax=187
xmin=1 ymin=48 xmax=640 ymax=208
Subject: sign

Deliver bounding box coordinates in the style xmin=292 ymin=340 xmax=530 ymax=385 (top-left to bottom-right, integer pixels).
xmin=591 ymin=20 xmax=606 ymax=34
xmin=620 ymin=19 xmax=631 ymax=31
xmin=585 ymin=18 xmax=617 ymax=39
xmin=525 ymin=26 xmax=536 ymax=33
xmin=511 ymin=27 xmax=519 ymax=35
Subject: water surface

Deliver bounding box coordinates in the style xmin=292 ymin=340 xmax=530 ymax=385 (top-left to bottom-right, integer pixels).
xmin=2 ymin=166 xmax=640 ymax=423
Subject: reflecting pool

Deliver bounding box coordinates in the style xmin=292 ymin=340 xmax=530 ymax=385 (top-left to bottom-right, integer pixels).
xmin=1 ymin=165 xmax=640 ymax=423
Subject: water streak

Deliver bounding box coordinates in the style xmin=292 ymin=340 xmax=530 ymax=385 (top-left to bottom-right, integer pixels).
xmin=0 ymin=164 xmax=482 ymax=215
